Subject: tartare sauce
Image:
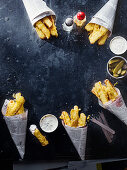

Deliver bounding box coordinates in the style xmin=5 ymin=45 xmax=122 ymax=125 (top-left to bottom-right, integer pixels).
xmin=110 ymin=36 xmax=127 ymax=55
xmin=40 ymin=114 xmax=58 ymax=133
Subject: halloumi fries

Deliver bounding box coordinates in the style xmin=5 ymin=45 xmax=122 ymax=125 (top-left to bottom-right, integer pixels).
xmin=98 ymin=31 xmax=109 ymax=45
xmin=89 ymin=25 xmax=108 ymax=44
xmin=35 ymin=20 xmax=50 ymax=39
xmin=70 ymin=106 xmax=80 ymax=127
xmin=42 ymin=16 xmax=52 ymax=28
xmin=6 ymin=93 xmax=25 ymax=116
xmin=35 ymin=27 xmax=46 ymax=39
xmin=34 ymin=128 xmax=49 ymax=146
xmin=60 ymin=106 xmax=87 ymax=127
xmin=60 ymin=111 xmax=71 ymax=126
xmin=49 ymin=16 xmax=58 ymax=37
xmin=30 ymin=125 xmax=48 ymax=146
xmin=85 ymin=23 xmax=109 ymax=45
xmin=92 ymin=79 xmax=118 ymax=104
xmin=78 ymin=113 xmax=86 ymax=127
xmin=35 ymin=16 xmax=58 ymax=39
xmin=85 ymin=23 xmax=95 ymax=32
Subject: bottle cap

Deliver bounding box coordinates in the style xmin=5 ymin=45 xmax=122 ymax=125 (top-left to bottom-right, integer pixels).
xmin=65 ymin=18 xmax=73 ymax=26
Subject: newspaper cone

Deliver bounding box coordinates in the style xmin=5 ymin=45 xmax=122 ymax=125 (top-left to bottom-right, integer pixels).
xmin=1 ymin=100 xmax=28 ymax=159
xmin=22 ymin=0 xmax=56 ymax=26
xmin=89 ymin=0 xmax=118 ymax=34
xmin=62 ymin=121 xmax=87 ymax=160
xmin=99 ymin=88 xmax=127 ymax=125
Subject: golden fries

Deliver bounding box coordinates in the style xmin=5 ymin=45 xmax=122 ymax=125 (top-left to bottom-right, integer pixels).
xmin=42 ymin=16 xmax=52 ymax=28
xmin=85 ymin=23 xmax=95 ymax=32
xmin=6 ymin=93 xmax=25 ymax=116
xmin=98 ymin=31 xmax=109 ymax=45
xmin=49 ymin=16 xmax=58 ymax=37
xmin=85 ymin=23 xmax=109 ymax=45
xmin=60 ymin=111 xmax=71 ymax=126
xmin=60 ymin=106 xmax=87 ymax=127
xmin=89 ymin=25 xmax=108 ymax=44
xmin=16 ymin=105 xmax=24 ymax=115
xmin=35 ymin=16 xmax=58 ymax=39
xmin=78 ymin=113 xmax=86 ymax=127
xmin=35 ymin=27 xmax=46 ymax=39
xmin=35 ymin=20 xmax=50 ymax=39
xmin=92 ymin=79 xmax=118 ymax=104
xmin=70 ymin=106 xmax=80 ymax=127
xmin=34 ymin=128 xmax=49 ymax=146
xmin=104 ymin=79 xmax=118 ymax=101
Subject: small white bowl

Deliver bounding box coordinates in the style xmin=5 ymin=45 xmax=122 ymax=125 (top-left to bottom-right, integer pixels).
xmin=109 ymin=36 xmax=127 ymax=55
xmin=40 ymin=114 xmax=58 ymax=133
xmin=107 ymin=56 xmax=127 ymax=79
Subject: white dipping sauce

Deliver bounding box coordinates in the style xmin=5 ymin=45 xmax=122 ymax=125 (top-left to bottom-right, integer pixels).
xmin=40 ymin=114 xmax=58 ymax=133
xmin=110 ymin=36 xmax=127 ymax=55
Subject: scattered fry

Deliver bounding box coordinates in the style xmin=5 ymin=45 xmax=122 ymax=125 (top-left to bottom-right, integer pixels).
xmin=34 ymin=128 xmax=49 ymax=146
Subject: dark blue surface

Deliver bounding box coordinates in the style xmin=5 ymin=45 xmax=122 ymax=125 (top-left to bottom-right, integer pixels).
xmin=0 ymin=0 xmax=127 ymax=161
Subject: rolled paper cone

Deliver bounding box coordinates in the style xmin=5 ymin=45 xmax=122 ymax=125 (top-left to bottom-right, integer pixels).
xmin=99 ymin=88 xmax=127 ymax=125
xmin=1 ymin=100 xmax=28 ymax=159
xmin=22 ymin=0 xmax=56 ymax=26
xmin=89 ymin=0 xmax=118 ymax=35
xmin=62 ymin=121 xmax=87 ymax=160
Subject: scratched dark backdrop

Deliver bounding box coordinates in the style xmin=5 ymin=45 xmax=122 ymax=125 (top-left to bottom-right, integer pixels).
xmin=0 ymin=0 xmax=127 ymax=161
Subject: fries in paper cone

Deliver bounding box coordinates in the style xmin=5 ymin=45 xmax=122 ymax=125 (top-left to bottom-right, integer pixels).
xmin=22 ymin=0 xmax=58 ymax=39
xmin=92 ymin=79 xmax=127 ymax=125
xmin=85 ymin=0 xmax=118 ymax=45
xmin=1 ymin=93 xmax=28 ymax=159
xmin=60 ymin=106 xmax=88 ymax=160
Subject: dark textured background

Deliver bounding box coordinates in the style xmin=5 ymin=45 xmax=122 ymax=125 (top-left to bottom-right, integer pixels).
xmin=0 ymin=0 xmax=127 ymax=161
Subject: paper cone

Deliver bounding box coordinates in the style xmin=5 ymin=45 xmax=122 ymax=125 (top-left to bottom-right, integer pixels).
xmin=99 ymin=88 xmax=127 ymax=125
xmin=22 ymin=0 xmax=56 ymax=26
xmin=2 ymin=100 xmax=28 ymax=159
xmin=62 ymin=121 xmax=87 ymax=160
xmin=89 ymin=0 xmax=118 ymax=34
